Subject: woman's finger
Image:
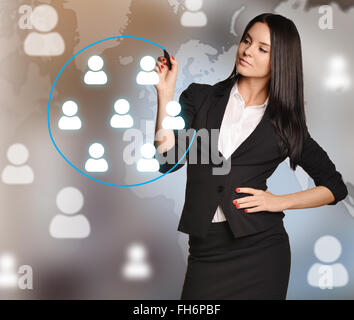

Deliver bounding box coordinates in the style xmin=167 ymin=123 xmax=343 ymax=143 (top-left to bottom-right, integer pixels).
xmin=234 ymin=199 xmax=260 ymax=209
xmin=233 ymin=196 xmax=253 ymax=204
xmin=156 ymin=61 xmax=167 ymax=72
xmin=170 ymin=55 xmax=178 ymax=66
xmin=157 ymin=56 xmax=168 ymax=65
xmin=153 ymin=65 xmax=161 ymax=73
xmin=243 ymin=205 xmax=263 ymax=213
xmin=158 ymin=55 xmax=178 ymax=72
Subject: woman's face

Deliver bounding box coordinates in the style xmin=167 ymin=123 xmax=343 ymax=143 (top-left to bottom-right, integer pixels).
xmin=236 ymin=22 xmax=271 ymax=78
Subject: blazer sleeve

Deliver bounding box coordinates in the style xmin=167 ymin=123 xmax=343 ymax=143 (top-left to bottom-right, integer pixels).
xmin=154 ymin=82 xmax=205 ymax=174
xmin=297 ymin=130 xmax=348 ymax=205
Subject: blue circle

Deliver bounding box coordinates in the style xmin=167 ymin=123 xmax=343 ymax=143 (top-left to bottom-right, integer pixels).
xmin=47 ymin=36 xmax=196 ymax=187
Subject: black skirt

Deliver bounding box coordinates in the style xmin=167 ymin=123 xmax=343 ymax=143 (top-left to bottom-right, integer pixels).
xmin=180 ymin=220 xmax=291 ymax=300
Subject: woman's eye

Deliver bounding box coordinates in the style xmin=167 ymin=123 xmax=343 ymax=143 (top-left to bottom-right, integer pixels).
xmin=243 ymin=39 xmax=250 ymax=44
xmin=260 ymin=48 xmax=268 ymax=53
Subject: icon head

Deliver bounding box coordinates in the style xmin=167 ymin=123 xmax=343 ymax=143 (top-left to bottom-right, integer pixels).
xmin=88 ymin=143 xmax=105 ymax=159
xmin=56 ymin=187 xmax=84 ymax=215
xmin=314 ymin=235 xmax=342 ymax=263
xmin=87 ymin=55 xmax=104 ymax=71
xmin=165 ymin=101 xmax=181 ymax=117
xmin=31 ymin=4 xmax=58 ymax=32
xmin=127 ymin=243 xmax=146 ymax=261
xmin=114 ymin=99 xmax=130 ymax=115
xmin=0 ymin=253 xmax=16 ymax=271
xmin=140 ymin=143 xmax=156 ymax=159
xmin=7 ymin=143 xmax=29 ymax=165
xmin=329 ymin=56 xmax=346 ymax=71
xmin=185 ymin=0 xmax=203 ymax=11
xmin=139 ymin=56 xmax=155 ymax=72
xmin=62 ymin=100 xmax=78 ymax=116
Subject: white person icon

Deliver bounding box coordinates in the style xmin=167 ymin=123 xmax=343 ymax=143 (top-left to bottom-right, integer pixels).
xmin=1 ymin=143 xmax=34 ymax=184
xmin=24 ymin=4 xmax=65 ymax=56
xmin=180 ymin=0 xmax=207 ymax=27
xmin=136 ymin=56 xmax=159 ymax=85
xmin=324 ymin=55 xmax=351 ymax=92
xmin=49 ymin=187 xmax=91 ymax=239
xmin=307 ymin=235 xmax=349 ymax=289
xmin=84 ymin=55 xmax=108 ymax=85
xmin=110 ymin=98 xmax=134 ymax=128
xmin=136 ymin=143 xmax=159 ymax=172
xmin=121 ymin=242 xmax=152 ymax=281
xmin=0 ymin=253 xmax=18 ymax=288
xmin=58 ymin=100 xmax=82 ymax=130
xmin=85 ymin=143 xmax=109 ymax=172
xmin=162 ymin=100 xmax=185 ymax=130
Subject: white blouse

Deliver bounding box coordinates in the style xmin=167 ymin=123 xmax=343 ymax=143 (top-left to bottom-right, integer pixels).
xmin=212 ymin=79 xmax=269 ymax=223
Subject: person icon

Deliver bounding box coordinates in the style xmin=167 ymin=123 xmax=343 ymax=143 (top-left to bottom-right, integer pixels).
xmin=162 ymin=100 xmax=185 ymax=129
xmin=0 ymin=253 xmax=18 ymax=288
xmin=85 ymin=143 xmax=109 ymax=172
xmin=324 ymin=56 xmax=351 ymax=92
xmin=307 ymin=235 xmax=349 ymax=289
xmin=1 ymin=144 xmax=34 ymax=184
xmin=136 ymin=56 xmax=159 ymax=85
xmin=58 ymin=100 xmax=82 ymax=130
xmin=136 ymin=143 xmax=159 ymax=172
xmin=49 ymin=187 xmax=90 ymax=239
xmin=83 ymin=55 xmax=108 ymax=85
xmin=180 ymin=0 xmax=207 ymax=27
xmin=24 ymin=4 xmax=65 ymax=56
xmin=110 ymin=98 xmax=134 ymax=128
xmin=121 ymin=242 xmax=152 ymax=280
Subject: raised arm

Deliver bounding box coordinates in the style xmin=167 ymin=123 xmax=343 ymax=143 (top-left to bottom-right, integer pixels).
xmin=153 ymin=55 xmax=179 ymax=154
xmin=155 ymin=82 xmax=202 ymax=174
xmin=153 ymin=53 xmax=202 ymax=174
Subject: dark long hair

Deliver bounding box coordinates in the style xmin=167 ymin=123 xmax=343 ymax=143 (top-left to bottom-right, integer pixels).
xmin=223 ymin=13 xmax=307 ymax=170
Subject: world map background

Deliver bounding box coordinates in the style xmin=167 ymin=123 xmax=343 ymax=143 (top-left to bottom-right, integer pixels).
xmin=0 ymin=0 xmax=353 ymax=299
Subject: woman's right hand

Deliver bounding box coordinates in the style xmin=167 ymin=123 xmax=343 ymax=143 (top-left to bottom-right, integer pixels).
xmin=153 ymin=55 xmax=178 ymax=94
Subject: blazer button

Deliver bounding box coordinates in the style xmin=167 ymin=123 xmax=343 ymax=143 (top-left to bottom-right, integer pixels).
xmin=217 ymin=185 xmax=224 ymax=192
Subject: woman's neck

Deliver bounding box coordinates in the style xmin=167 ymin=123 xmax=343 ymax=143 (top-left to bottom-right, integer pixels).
xmin=237 ymin=76 xmax=269 ymax=107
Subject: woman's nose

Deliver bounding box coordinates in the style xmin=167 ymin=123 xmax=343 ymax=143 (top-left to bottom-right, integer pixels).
xmin=243 ymin=46 xmax=253 ymax=56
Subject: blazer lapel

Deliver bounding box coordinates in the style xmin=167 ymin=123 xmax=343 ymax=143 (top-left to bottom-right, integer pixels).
xmin=205 ymin=78 xmax=235 ymax=131
xmin=230 ymin=108 xmax=270 ymax=159
xmin=204 ymin=77 xmax=235 ymax=161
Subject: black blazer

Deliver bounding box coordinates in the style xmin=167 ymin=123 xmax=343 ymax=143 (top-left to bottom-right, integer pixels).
xmin=155 ymin=78 xmax=348 ymax=239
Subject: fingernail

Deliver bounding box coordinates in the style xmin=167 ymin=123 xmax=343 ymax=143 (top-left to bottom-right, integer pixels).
xmin=161 ymin=65 xmax=164 ymax=68
xmin=171 ymin=56 xmax=174 ymax=60
xmin=244 ymin=209 xmax=248 ymax=212
xmin=236 ymin=205 xmax=240 ymax=208
xmin=236 ymin=188 xmax=240 ymax=192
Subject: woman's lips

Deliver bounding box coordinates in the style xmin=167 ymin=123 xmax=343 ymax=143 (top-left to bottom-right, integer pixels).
xmin=240 ymin=58 xmax=251 ymax=67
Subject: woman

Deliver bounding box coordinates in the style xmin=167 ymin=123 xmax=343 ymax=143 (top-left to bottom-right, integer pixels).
xmin=153 ymin=13 xmax=348 ymax=299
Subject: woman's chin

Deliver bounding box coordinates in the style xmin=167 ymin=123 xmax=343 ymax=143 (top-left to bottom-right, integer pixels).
xmin=236 ymin=66 xmax=248 ymax=76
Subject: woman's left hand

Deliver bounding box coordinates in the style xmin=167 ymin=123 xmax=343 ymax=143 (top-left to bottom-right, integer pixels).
xmin=233 ymin=187 xmax=286 ymax=213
